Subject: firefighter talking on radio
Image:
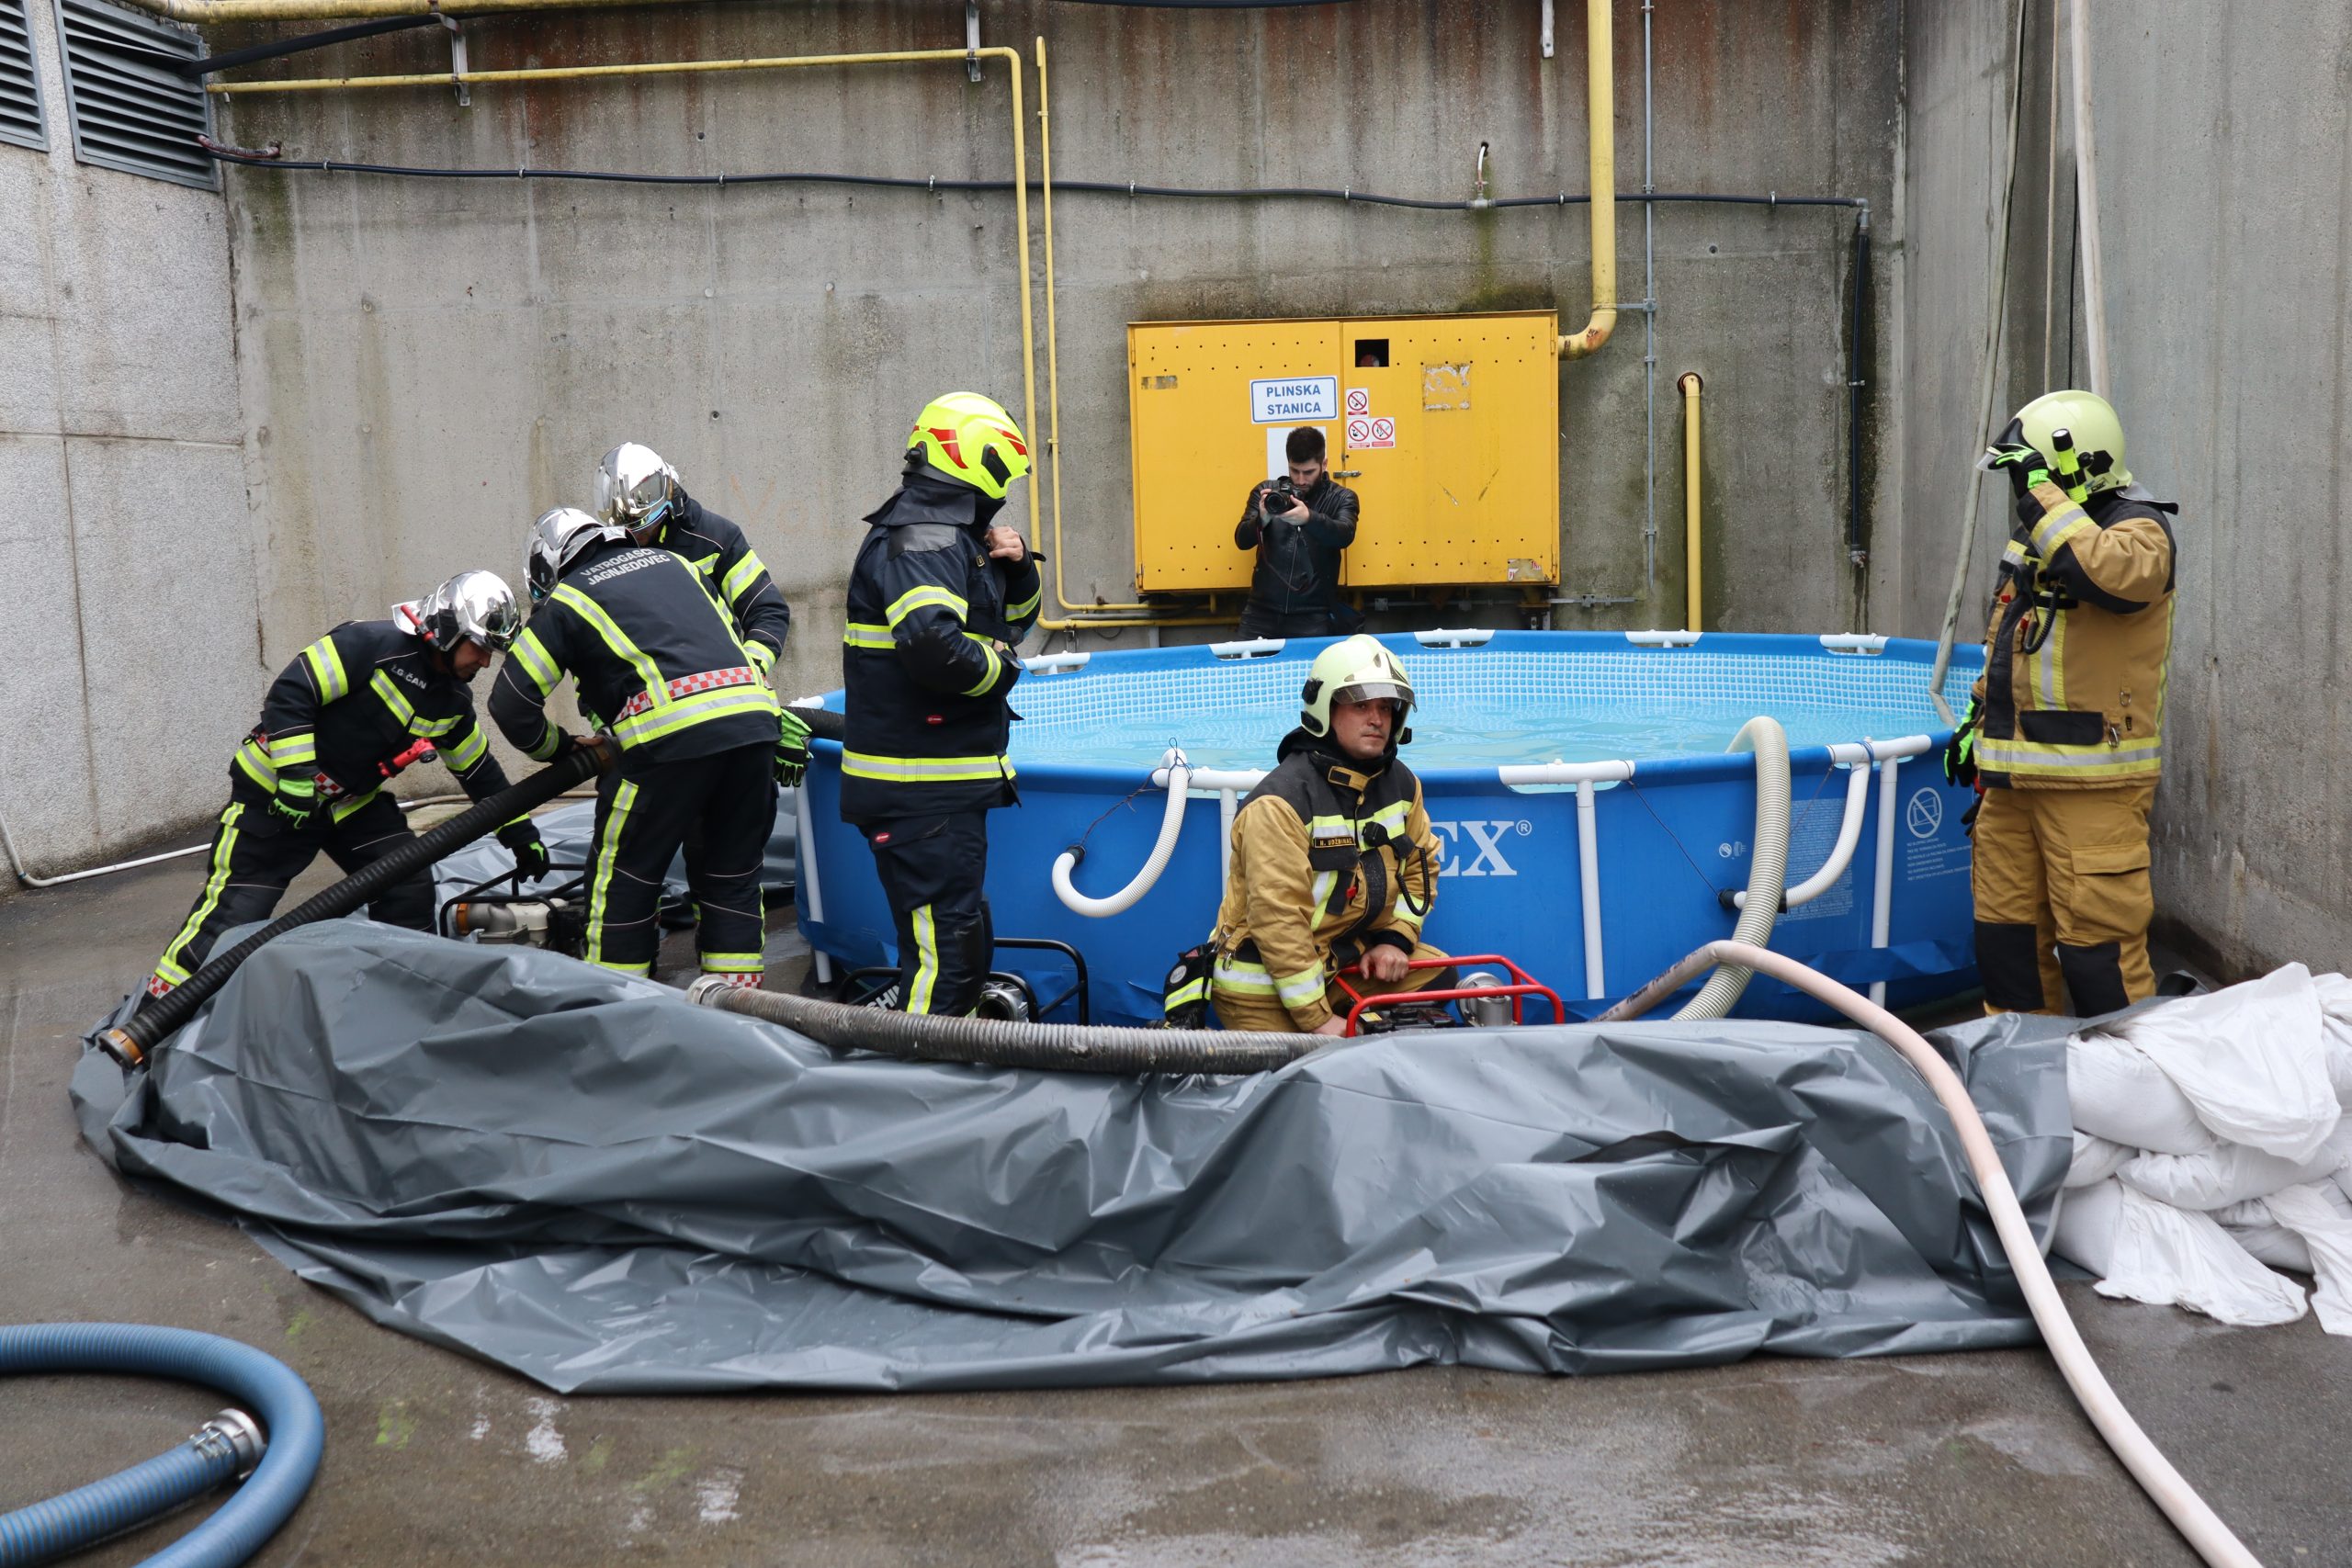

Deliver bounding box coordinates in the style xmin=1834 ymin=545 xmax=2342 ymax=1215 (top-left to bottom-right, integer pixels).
xmin=1945 ymin=390 xmax=2177 ymax=1017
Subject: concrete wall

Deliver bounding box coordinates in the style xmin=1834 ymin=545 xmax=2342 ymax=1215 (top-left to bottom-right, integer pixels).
xmin=0 ymin=0 xmax=257 ymax=878
xmin=1901 ymin=0 xmax=2352 ymax=978
xmin=214 ymin=0 xmax=1901 ymax=710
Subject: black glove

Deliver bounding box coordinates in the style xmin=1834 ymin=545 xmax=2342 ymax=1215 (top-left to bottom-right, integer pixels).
xmin=1943 ymin=697 xmax=1982 ymax=790
xmin=774 ymin=707 xmax=812 ymax=789
xmin=497 ymin=819 xmax=550 ymax=881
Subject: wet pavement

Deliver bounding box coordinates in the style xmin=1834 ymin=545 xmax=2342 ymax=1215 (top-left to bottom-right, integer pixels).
xmin=3 ymin=857 xmax=2346 ymax=1566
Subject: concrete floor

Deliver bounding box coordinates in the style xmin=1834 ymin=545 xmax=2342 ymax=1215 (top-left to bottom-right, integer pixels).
xmin=4 ymin=857 xmax=2347 ymax=1567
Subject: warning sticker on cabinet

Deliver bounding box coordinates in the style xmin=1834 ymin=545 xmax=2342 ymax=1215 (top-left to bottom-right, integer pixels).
xmin=1347 ymin=414 xmax=1397 ymax=449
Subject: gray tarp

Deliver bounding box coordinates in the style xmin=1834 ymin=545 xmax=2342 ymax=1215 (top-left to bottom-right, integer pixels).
xmin=74 ymin=922 xmax=2070 ymax=1394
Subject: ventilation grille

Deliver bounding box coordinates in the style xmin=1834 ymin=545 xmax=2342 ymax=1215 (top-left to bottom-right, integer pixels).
xmin=0 ymin=0 xmax=45 ymax=152
xmin=51 ymin=0 xmax=212 ymax=187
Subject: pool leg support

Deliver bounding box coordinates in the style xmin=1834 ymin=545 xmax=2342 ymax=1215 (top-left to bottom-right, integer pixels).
xmin=1599 ymin=941 xmax=2258 ymax=1568
xmin=1870 ymin=752 xmax=1902 ymax=1005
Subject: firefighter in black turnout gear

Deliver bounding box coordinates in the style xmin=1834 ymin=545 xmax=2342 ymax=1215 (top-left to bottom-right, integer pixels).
xmin=594 ymin=442 xmax=794 ymax=680
xmin=143 ymin=570 xmax=544 ymax=1003
xmin=842 ymin=392 xmax=1042 ymax=1016
xmin=492 ymin=507 xmax=784 ymax=985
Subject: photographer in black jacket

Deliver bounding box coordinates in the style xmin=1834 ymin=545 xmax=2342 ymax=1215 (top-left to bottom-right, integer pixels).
xmin=1233 ymin=426 xmax=1362 ymax=639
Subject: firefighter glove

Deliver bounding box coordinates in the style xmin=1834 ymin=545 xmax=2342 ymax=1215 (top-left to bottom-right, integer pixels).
xmin=774 ymin=707 xmax=813 ymax=789
xmin=1943 ymin=698 xmax=1981 ymax=789
xmin=497 ymin=818 xmax=550 ymax=881
xmin=1984 ymin=440 xmax=2052 ymax=497
xmin=270 ymin=774 xmax=321 ymax=830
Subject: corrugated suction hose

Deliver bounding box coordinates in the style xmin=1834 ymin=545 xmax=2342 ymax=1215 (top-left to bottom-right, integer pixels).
xmin=689 ymin=978 xmax=1314 ymax=1075
xmin=99 ymin=744 xmax=614 ymax=1067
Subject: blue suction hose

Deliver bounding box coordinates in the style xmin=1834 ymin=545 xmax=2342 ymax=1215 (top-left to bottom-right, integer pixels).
xmin=0 ymin=1325 xmax=321 ymax=1568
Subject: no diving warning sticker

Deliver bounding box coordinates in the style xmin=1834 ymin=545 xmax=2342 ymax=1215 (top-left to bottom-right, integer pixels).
xmin=1347 ymin=414 xmax=1397 ymax=450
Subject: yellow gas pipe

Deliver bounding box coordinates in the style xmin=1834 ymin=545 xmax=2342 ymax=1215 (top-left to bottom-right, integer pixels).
xmin=1679 ymin=372 xmax=1703 ymax=632
xmin=1556 ymin=0 xmax=1616 ymax=360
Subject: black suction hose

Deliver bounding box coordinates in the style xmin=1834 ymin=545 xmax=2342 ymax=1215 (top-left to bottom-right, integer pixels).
xmin=99 ymin=745 xmax=613 ymax=1067
xmin=689 ymin=979 xmax=1314 ymax=1075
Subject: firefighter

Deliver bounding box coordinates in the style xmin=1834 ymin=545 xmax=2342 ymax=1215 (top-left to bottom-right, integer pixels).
xmin=842 ymin=391 xmax=1042 ymax=1016
xmin=593 ymin=442 xmax=792 ymax=682
xmin=1946 ymin=389 xmax=2177 ymax=1016
xmin=1204 ymin=635 xmax=1451 ymax=1035
xmin=142 ymin=570 xmax=547 ymax=1004
xmin=492 ymin=506 xmax=787 ymax=986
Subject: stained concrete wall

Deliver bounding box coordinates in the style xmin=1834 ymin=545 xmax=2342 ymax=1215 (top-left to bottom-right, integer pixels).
xmin=214 ymin=0 xmax=1902 ymax=711
xmin=0 ymin=0 xmax=258 ymax=878
xmin=1901 ymin=0 xmax=2352 ymax=978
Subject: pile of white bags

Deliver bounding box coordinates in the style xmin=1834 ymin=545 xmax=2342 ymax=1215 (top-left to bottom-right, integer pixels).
xmin=2052 ymin=964 xmax=2352 ymax=1333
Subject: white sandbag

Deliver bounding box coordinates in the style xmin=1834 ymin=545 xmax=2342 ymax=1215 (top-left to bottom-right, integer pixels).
xmin=2093 ymin=964 xmax=2339 ymax=1161
xmin=2085 ymin=1180 xmax=2308 ymax=1326
xmin=2219 ymin=1184 xmax=2352 ymax=1278
xmin=2120 ymin=1139 xmax=2344 ymax=1211
xmin=2052 ymin=1177 xmax=2126 ymax=1276
xmin=2264 ymin=1183 xmax=2352 ymax=1336
xmin=2312 ymin=971 xmax=2352 ymax=1108
xmin=2066 ymin=1033 xmax=2212 ymax=1156
xmin=2065 ymin=1132 xmax=2132 ymax=1189
xmin=2222 ymin=1219 xmax=2312 ymax=1273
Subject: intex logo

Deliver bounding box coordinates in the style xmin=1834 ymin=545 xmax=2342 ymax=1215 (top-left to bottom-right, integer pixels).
xmin=1430 ymin=818 xmax=1533 ymax=878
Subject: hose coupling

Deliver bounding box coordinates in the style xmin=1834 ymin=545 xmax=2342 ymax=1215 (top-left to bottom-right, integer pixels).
xmin=192 ymin=1407 xmax=267 ymax=1477
xmin=684 ymin=974 xmax=735 ymax=1008
xmin=96 ymin=1027 xmax=145 ymax=1069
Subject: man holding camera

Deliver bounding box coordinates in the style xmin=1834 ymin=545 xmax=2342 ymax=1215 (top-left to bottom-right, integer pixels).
xmin=1233 ymin=426 xmax=1362 ymax=639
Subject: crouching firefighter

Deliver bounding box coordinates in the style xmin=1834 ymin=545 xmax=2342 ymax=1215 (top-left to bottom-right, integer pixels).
xmin=142 ymin=571 xmax=546 ymax=1005
xmin=492 ymin=507 xmax=786 ymax=986
xmin=842 ymin=391 xmax=1042 ymax=1016
xmin=1946 ymin=389 xmax=2177 ymax=1017
xmin=1184 ymin=636 xmax=1452 ymax=1036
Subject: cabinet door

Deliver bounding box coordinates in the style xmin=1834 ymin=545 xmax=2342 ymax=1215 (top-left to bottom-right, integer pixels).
xmin=1127 ymin=320 xmax=1343 ymax=593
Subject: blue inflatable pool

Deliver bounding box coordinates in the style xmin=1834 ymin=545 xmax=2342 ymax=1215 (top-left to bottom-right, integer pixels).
xmin=796 ymin=630 xmax=1984 ymax=1025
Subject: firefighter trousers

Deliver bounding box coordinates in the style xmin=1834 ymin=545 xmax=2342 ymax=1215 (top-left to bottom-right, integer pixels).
xmin=587 ymin=744 xmax=776 ymax=979
xmin=861 ymin=810 xmax=994 ymax=1016
xmin=145 ymin=789 xmax=429 ymax=999
xmin=1213 ymin=942 xmax=1456 ymax=1033
xmin=1972 ymin=780 xmax=2157 ymax=1017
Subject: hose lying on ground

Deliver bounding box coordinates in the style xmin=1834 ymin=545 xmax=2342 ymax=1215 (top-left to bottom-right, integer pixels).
xmin=688 ymin=977 xmax=1315 ymax=1075
xmin=99 ymin=745 xmax=614 ymax=1067
xmin=1674 ymin=716 xmax=1792 ymax=1021
xmin=0 ymin=1324 xmax=322 ymax=1568
xmin=1599 ymin=941 xmax=2260 ymax=1568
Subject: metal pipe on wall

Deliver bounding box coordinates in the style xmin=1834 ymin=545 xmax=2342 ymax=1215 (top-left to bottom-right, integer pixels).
xmin=1556 ymin=0 xmax=1617 ymax=360
xmin=126 ymin=0 xmax=675 ymax=18
xmin=2067 ymin=0 xmax=2109 ymax=395
xmin=1678 ymin=372 xmax=1702 ymax=632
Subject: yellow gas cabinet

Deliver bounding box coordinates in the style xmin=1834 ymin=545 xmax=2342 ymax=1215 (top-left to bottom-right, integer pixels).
xmin=1126 ymin=310 xmax=1561 ymax=595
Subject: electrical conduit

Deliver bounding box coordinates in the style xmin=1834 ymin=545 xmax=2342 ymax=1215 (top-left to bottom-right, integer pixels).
xmin=1674 ymin=716 xmax=1790 ymax=1020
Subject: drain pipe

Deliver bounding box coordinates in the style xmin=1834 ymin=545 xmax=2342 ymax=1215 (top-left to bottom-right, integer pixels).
xmin=1673 ymin=716 xmax=1791 ymax=1021
xmin=1557 ymin=0 xmax=1617 ymax=361
xmin=1679 ymin=372 xmax=1703 ymax=631
xmin=2069 ymin=0 xmax=2110 ymax=396
xmin=1597 ymin=941 xmax=2260 ymax=1568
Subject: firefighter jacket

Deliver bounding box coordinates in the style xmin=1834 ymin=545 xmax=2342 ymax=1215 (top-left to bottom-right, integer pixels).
xmin=1233 ymin=477 xmax=1360 ymax=618
xmin=650 ymin=492 xmax=793 ymax=670
xmin=1209 ymin=728 xmax=1440 ymax=1031
xmin=1974 ymin=480 xmax=2177 ymax=790
xmin=233 ymin=615 xmax=514 ymax=823
xmin=840 ymin=474 xmax=1044 ymax=825
xmin=492 ymin=539 xmax=781 ymax=776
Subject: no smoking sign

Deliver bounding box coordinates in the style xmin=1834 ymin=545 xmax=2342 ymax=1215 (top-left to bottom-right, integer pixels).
xmin=1345 ymin=387 xmax=1372 ymax=415
xmin=1348 ymin=414 xmax=1396 ymax=450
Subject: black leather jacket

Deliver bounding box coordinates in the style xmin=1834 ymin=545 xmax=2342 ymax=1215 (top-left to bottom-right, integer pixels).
xmin=1234 ymin=477 xmax=1359 ymax=616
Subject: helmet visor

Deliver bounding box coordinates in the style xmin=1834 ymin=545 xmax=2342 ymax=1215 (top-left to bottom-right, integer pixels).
xmin=1329 ymin=681 xmax=1411 ymax=713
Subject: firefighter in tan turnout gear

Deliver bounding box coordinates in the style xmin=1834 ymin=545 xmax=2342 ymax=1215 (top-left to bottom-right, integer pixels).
xmin=1206 ymin=636 xmax=1453 ymax=1035
xmin=1945 ymin=390 xmax=2177 ymax=1017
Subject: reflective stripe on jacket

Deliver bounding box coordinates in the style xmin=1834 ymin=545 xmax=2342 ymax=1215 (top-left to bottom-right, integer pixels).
xmin=1974 ymin=481 xmax=2177 ymax=790
xmin=1208 ymin=731 xmax=1438 ymax=1031
xmin=490 ymin=541 xmax=780 ymax=773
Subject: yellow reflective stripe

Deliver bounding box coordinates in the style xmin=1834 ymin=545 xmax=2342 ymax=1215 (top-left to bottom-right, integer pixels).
xmin=1363 ymin=801 xmax=1411 ymax=840
xmin=909 ymin=904 xmax=940 ymax=1013
xmin=589 ymin=958 xmax=654 ymax=976
xmin=587 ymin=779 xmax=639 ymax=968
xmin=1165 ymin=978 xmax=1208 ymax=1008
xmin=156 ymin=804 xmax=243 ymax=978
xmin=2031 ymin=503 xmax=2094 ymax=559
xmin=331 ymin=787 xmax=380 ymax=822
xmin=698 ymin=952 xmax=765 ymax=973
xmin=1006 ymin=588 xmax=1041 ymax=621
xmin=1274 ymin=964 xmax=1328 ymax=1009
xmin=235 ymin=741 xmax=277 ymax=791
xmin=1306 ymin=815 xmax=1352 ymax=839
xmin=1309 ymin=871 xmax=1336 ymax=912
xmin=368 ymin=670 xmax=462 ymax=738
xmin=510 ymin=628 xmax=560 ymax=694
xmin=686 ymin=553 xmax=720 ymax=577
xmin=721 ymin=549 xmax=769 ymax=604
xmin=266 ymin=732 xmax=317 ymax=764
xmin=522 ymin=717 xmax=562 ymax=762
xmin=1389 ymin=903 xmax=1426 ymax=937
xmin=303 ymin=637 xmax=349 ymax=702
xmin=1977 ymin=739 xmax=2163 ymax=776
xmin=842 ymin=622 xmax=894 ymax=649
xmin=959 ymin=635 xmax=1002 ymax=697
xmin=1212 ymin=958 xmax=1278 ymax=995
xmin=608 ymin=685 xmax=779 ymax=748
xmin=2000 ymin=539 xmax=2031 ymax=570
xmin=444 ymin=726 xmax=488 ymax=772
xmin=841 ymin=750 xmax=1010 ymax=784
xmin=886 ymin=585 xmax=968 ymax=628
xmin=551 ymin=583 xmax=669 ymax=712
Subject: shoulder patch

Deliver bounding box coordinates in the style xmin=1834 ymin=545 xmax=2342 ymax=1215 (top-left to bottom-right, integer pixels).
xmin=888 ymin=523 xmax=969 ymax=558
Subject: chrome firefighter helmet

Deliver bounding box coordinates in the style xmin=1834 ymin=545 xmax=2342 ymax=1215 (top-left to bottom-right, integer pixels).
xmin=526 ymin=505 xmax=628 ymax=604
xmin=1299 ymin=635 xmax=1415 ymax=741
xmin=2008 ymin=389 xmax=2132 ymax=494
xmin=593 ymin=442 xmax=682 ymax=534
xmin=411 ymin=570 xmax=522 ymax=654
xmin=906 ymin=391 xmax=1031 ymax=501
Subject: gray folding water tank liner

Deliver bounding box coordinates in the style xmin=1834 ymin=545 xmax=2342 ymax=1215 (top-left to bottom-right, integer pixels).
xmin=72 ymin=921 xmax=2070 ymax=1394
